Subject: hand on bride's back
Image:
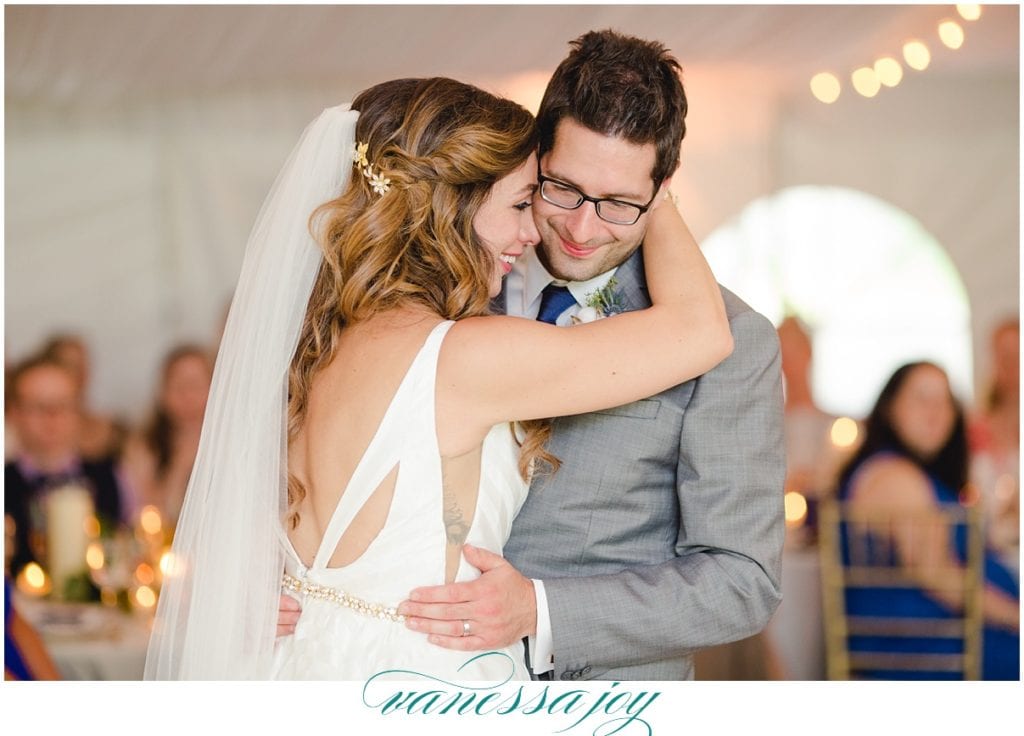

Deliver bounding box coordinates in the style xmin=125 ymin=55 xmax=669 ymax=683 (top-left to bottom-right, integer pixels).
xmin=277 ymin=594 xmax=301 ymax=637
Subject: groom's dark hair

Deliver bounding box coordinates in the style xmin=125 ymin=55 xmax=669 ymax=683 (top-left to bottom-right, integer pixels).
xmin=537 ymin=29 xmax=687 ymax=185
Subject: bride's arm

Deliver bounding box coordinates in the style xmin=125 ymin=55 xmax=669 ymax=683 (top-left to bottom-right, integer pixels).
xmin=442 ymin=196 xmax=731 ymax=436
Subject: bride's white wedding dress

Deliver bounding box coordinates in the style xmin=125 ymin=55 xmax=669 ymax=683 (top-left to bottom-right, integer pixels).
xmin=271 ymin=320 xmax=530 ymax=681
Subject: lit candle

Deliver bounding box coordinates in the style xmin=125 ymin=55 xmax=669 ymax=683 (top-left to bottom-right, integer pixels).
xmin=830 ymin=417 xmax=859 ymax=448
xmin=134 ymin=584 xmax=157 ymax=610
xmin=86 ymin=541 xmax=105 ymax=571
xmin=135 ymin=562 xmax=156 ymax=586
xmin=45 ymin=484 xmax=94 ymax=599
xmin=784 ymin=491 xmax=809 ymax=529
xmin=159 ymin=548 xmax=185 ymax=580
xmin=15 ymin=562 xmax=52 ymax=597
xmin=139 ymin=505 xmax=162 ymax=537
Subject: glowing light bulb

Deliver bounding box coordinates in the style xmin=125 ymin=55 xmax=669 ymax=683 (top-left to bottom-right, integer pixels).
xmin=831 ymin=417 xmax=860 ymax=448
xmin=851 ymin=67 xmax=881 ymax=98
xmin=956 ymin=4 xmax=981 ymax=21
xmin=784 ymin=492 xmax=809 ymax=528
xmin=810 ymin=72 xmax=841 ymax=104
xmin=939 ymin=20 xmax=965 ymax=50
xmin=84 ymin=515 xmax=101 ymax=538
xmin=874 ymin=57 xmax=904 ymax=88
xmin=903 ymin=40 xmax=932 ymax=71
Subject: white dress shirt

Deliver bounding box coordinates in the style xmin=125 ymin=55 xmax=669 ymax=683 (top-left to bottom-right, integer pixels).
xmin=503 ymin=248 xmax=619 ymax=674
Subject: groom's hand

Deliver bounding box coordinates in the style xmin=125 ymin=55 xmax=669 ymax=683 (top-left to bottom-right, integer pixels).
xmin=398 ymin=544 xmax=536 ymax=650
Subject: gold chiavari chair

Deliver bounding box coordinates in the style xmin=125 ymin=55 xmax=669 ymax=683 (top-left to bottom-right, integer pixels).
xmin=818 ymin=499 xmax=984 ymax=679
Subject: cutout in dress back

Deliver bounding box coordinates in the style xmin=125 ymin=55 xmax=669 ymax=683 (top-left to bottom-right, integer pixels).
xmin=289 ymin=320 xmax=483 ymax=583
xmin=326 ymin=463 xmax=399 ymax=568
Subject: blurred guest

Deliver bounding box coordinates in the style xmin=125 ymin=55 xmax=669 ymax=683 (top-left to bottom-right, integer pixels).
xmin=969 ymin=318 xmax=1019 ymax=558
xmin=5 ymin=361 xmax=21 ymax=461
xmin=4 ymin=576 xmax=61 ymax=680
xmin=40 ymin=334 xmax=127 ymax=460
xmin=121 ymin=345 xmax=213 ymax=528
xmin=778 ymin=317 xmax=848 ymax=501
xmin=838 ymin=361 xmax=1019 ymax=679
xmin=4 ymin=356 xmax=133 ymax=578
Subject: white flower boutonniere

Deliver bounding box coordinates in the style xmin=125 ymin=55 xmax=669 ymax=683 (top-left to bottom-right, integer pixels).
xmin=573 ymin=277 xmax=626 ymax=324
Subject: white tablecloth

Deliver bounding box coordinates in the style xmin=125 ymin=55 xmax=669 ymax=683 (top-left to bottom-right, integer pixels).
xmin=13 ymin=594 xmax=151 ymax=680
xmin=765 ymin=546 xmax=826 ymax=680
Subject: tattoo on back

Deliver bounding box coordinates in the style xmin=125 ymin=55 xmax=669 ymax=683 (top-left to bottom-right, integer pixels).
xmin=443 ymin=490 xmax=471 ymax=546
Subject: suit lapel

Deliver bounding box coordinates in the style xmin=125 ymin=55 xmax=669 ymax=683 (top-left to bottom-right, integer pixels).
xmin=612 ymin=248 xmax=650 ymax=313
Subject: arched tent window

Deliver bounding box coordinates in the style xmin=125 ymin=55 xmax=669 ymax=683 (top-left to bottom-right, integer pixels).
xmin=702 ymin=186 xmax=973 ymax=418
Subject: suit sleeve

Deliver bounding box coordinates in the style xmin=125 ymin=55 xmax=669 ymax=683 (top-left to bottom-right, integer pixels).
xmin=540 ymin=309 xmax=786 ymax=677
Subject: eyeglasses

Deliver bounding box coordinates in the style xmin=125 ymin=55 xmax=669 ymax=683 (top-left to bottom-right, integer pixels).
xmin=536 ymin=172 xmax=657 ymax=226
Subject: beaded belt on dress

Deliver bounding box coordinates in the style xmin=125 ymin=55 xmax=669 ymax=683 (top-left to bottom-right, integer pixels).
xmin=281 ymin=573 xmax=405 ymax=623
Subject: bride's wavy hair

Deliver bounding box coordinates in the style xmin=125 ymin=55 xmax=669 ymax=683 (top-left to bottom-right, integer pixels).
xmin=287 ymin=78 xmax=556 ymax=527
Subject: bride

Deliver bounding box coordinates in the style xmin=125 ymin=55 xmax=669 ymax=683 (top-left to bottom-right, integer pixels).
xmin=145 ymin=77 xmax=731 ymax=680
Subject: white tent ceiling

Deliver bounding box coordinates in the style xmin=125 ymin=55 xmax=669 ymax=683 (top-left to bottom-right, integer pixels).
xmin=6 ymin=4 xmax=1019 ymax=107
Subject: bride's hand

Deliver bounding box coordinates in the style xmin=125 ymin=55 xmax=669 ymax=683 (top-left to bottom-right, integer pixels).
xmin=277 ymin=593 xmax=301 ymax=637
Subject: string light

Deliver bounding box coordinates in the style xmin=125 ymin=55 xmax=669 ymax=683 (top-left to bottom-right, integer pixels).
xmin=811 ymin=12 xmax=972 ymax=104
xmin=939 ymin=20 xmax=965 ymax=50
xmin=851 ymin=67 xmax=881 ymax=98
xmin=810 ymin=72 xmax=841 ymax=103
xmin=874 ymin=56 xmax=904 ymax=87
xmin=903 ymin=40 xmax=932 ymax=71
xmin=956 ymin=4 xmax=981 ymax=21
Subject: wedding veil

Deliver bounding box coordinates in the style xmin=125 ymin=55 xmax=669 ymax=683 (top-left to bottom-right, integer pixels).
xmin=145 ymin=105 xmax=359 ymax=679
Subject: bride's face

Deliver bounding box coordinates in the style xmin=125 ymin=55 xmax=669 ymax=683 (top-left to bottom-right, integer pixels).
xmin=473 ymin=153 xmax=540 ymax=297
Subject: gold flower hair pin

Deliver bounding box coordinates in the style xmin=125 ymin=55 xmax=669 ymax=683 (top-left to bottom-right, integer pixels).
xmin=351 ymin=141 xmax=391 ymax=195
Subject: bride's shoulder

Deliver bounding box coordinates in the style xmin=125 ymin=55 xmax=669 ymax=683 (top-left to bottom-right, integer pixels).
xmin=445 ymin=314 xmax=536 ymax=347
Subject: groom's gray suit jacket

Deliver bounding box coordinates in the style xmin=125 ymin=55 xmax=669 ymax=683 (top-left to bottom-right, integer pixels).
xmin=500 ymin=248 xmax=785 ymax=681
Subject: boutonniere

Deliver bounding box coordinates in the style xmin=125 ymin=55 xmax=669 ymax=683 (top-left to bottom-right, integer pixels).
xmin=572 ymin=277 xmax=626 ymax=324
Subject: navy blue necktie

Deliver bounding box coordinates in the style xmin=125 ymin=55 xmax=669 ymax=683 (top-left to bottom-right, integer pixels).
xmin=536 ymin=284 xmax=577 ymax=325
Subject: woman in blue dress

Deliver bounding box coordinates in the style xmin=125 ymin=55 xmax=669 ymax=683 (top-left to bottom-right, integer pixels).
xmin=4 ymin=576 xmax=60 ymax=680
xmin=837 ymin=361 xmax=1019 ymax=680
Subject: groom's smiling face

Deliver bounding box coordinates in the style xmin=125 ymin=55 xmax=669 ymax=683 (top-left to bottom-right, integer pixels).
xmin=533 ymin=118 xmax=665 ymax=283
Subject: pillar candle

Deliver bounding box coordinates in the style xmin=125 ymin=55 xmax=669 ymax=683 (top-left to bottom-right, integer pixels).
xmin=45 ymin=483 xmax=94 ymax=599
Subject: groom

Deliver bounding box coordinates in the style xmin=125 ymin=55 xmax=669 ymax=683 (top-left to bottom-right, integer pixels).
xmin=396 ymin=30 xmax=785 ymax=680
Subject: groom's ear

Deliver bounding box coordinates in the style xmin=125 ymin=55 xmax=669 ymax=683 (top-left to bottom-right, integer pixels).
xmin=650 ymin=174 xmax=675 ymax=210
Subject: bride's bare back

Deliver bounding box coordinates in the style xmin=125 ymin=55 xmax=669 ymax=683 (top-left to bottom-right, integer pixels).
xmin=287 ymin=307 xmax=486 ymax=582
